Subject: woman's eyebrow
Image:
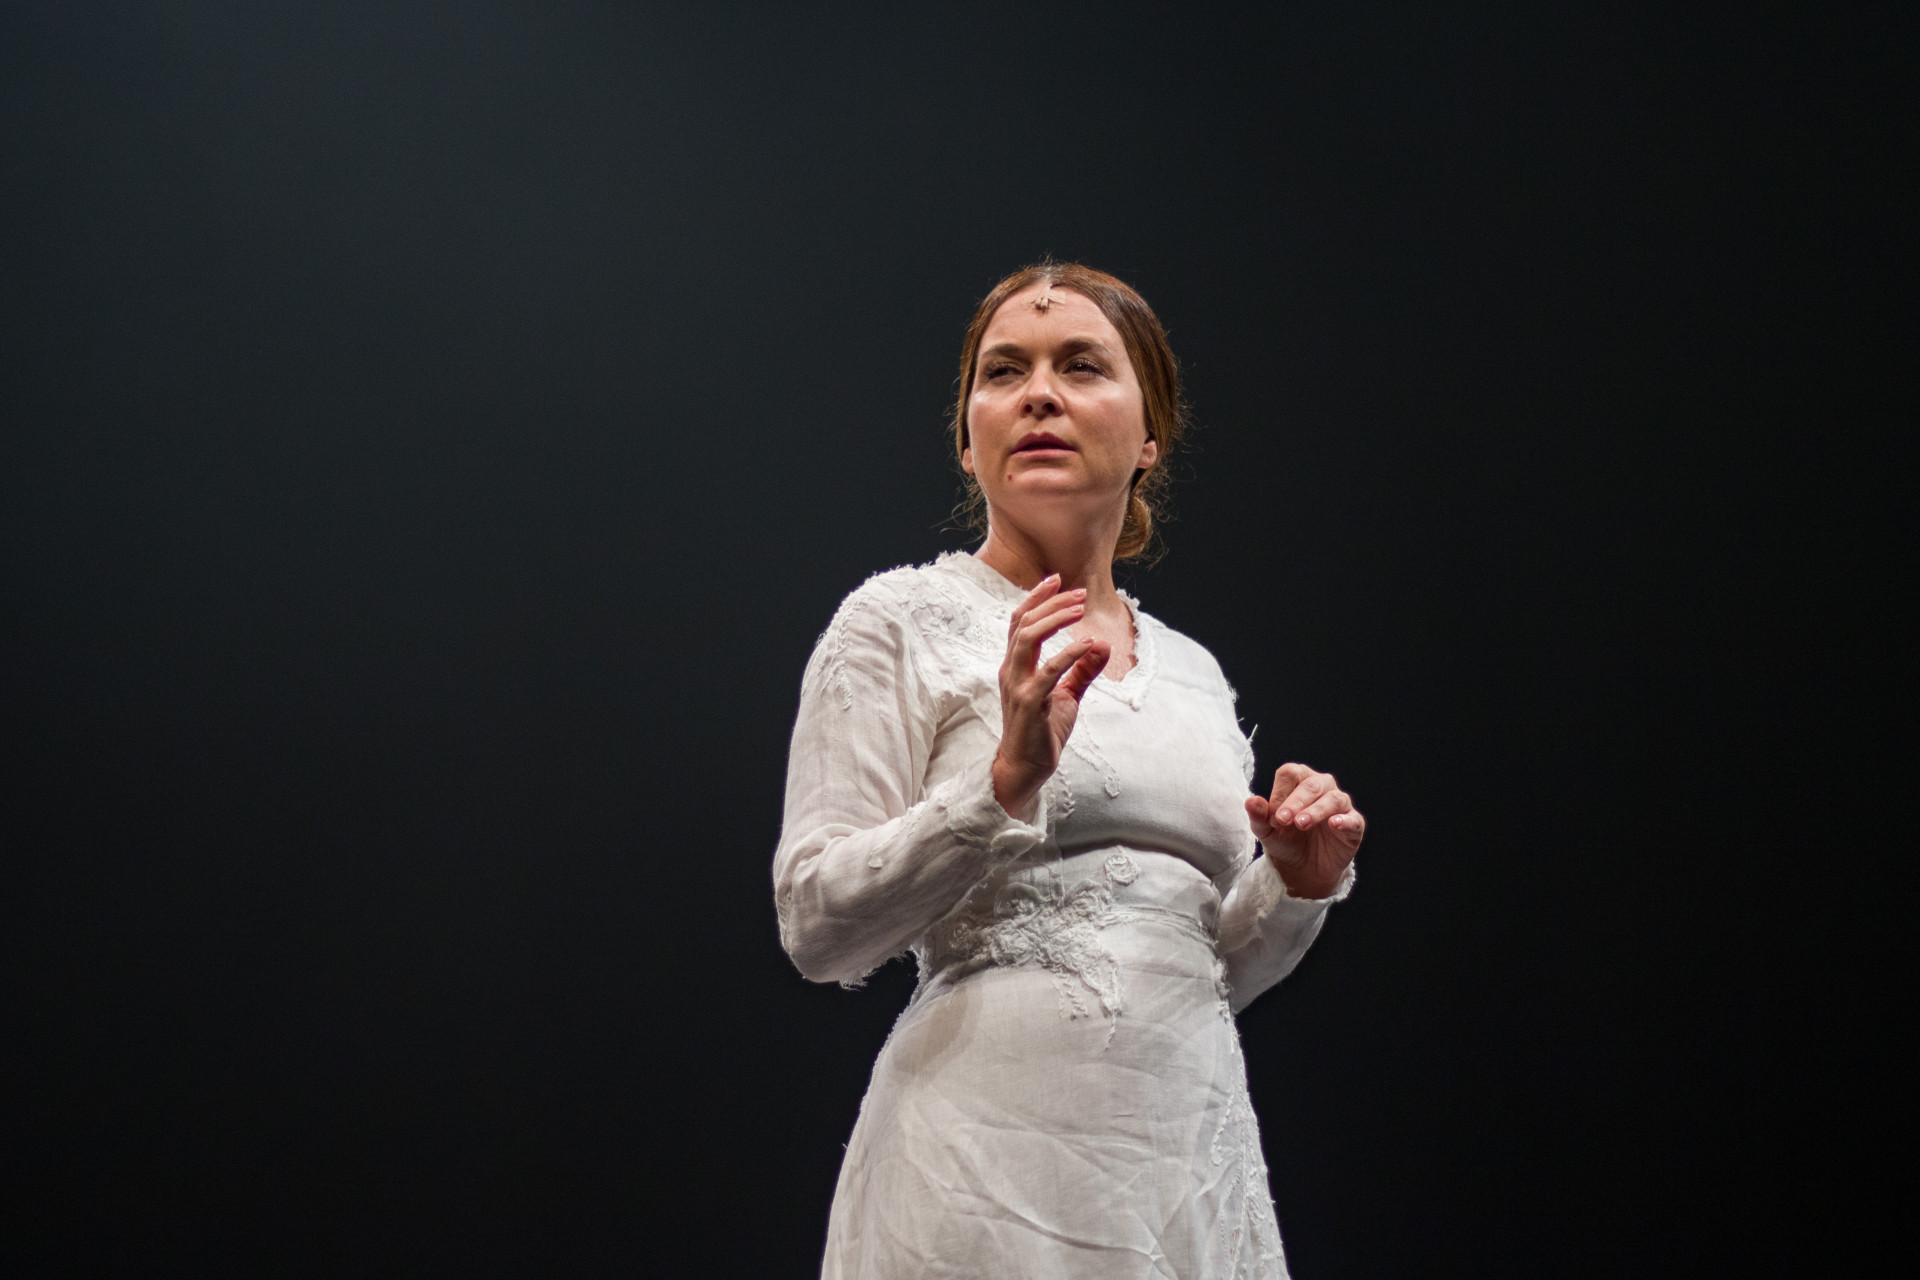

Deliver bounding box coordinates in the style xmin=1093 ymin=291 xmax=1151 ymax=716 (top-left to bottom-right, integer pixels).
xmin=1055 ymin=337 xmax=1114 ymax=358
xmin=980 ymin=336 xmax=1113 ymax=361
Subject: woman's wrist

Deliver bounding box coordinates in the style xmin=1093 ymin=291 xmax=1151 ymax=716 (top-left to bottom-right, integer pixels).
xmin=990 ymin=754 xmax=1041 ymax=823
xmin=1266 ymin=850 xmax=1344 ymax=901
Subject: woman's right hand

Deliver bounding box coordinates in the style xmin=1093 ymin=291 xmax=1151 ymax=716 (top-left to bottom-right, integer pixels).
xmin=990 ymin=575 xmax=1111 ymax=820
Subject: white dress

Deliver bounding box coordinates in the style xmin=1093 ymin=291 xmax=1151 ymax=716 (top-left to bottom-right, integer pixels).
xmin=774 ymin=552 xmax=1353 ymax=1280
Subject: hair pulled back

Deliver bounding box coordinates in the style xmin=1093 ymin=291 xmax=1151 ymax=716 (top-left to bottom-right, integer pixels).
xmin=952 ymin=260 xmax=1188 ymax=563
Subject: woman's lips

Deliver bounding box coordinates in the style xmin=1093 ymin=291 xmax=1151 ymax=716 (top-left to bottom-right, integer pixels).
xmin=1013 ymin=433 xmax=1073 ymax=454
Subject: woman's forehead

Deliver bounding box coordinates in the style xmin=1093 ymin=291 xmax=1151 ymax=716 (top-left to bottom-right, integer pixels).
xmin=982 ymin=284 xmax=1119 ymax=346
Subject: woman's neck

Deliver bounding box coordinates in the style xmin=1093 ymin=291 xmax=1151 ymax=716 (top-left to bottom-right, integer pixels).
xmin=973 ymin=513 xmax=1137 ymax=679
xmin=973 ymin=522 xmax=1121 ymax=608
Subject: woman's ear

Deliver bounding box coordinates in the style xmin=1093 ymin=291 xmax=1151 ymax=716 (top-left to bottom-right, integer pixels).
xmin=1137 ymin=437 xmax=1159 ymax=469
xmin=961 ymin=446 xmax=975 ymax=476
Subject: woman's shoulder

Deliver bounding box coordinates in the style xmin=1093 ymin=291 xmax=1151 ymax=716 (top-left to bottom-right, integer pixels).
xmin=830 ymin=554 xmax=966 ymax=619
xmin=820 ymin=552 xmax=1007 ymax=654
xmin=1128 ymin=600 xmax=1237 ymax=699
xmin=803 ymin=555 xmax=1004 ymax=704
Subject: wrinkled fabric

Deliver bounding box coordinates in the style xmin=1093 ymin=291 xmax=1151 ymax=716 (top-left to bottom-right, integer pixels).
xmin=775 ymin=552 xmax=1353 ymax=1279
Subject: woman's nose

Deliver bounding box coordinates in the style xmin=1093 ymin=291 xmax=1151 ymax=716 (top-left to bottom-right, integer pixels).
xmin=1022 ymin=368 xmax=1062 ymax=418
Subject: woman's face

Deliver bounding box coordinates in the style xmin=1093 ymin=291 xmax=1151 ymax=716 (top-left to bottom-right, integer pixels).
xmin=963 ymin=284 xmax=1157 ymax=542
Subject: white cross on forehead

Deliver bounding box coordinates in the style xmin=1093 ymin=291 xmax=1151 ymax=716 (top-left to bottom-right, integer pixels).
xmin=1032 ymin=285 xmax=1061 ymax=312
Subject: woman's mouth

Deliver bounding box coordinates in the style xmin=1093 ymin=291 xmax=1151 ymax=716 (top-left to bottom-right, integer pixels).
xmin=1013 ymin=432 xmax=1073 ymax=454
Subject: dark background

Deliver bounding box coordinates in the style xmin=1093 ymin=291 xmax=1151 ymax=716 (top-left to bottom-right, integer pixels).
xmin=3 ymin=2 xmax=1906 ymax=1276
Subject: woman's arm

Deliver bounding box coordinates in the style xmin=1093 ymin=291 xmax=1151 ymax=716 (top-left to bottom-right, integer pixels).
xmin=773 ymin=576 xmax=1106 ymax=985
xmin=1218 ymin=852 xmax=1354 ymax=1013
xmin=1218 ymin=764 xmax=1363 ymax=1012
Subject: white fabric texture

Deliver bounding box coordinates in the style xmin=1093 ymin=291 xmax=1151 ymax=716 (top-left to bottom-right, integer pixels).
xmin=775 ymin=551 xmax=1353 ymax=1279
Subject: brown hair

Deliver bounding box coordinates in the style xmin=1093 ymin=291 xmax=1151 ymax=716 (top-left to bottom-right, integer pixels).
xmin=952 ymin=260 xmax=1189 ymax=563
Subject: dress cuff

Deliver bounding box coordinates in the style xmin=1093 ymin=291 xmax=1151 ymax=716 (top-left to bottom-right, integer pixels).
xmin=935 ymin=761 xmax=1049 ymax=860
xmin=1274 ymin=858 xmax=1356 ymax=908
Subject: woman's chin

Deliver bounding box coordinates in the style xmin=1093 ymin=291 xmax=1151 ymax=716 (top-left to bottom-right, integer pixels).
xmin=994 ymin=465 xmax=1112 ymax=496
xmin=993 ymin=479 xmax=1098 ymax=510
xmin=987 ymin=485 xmax=1125 ymax=532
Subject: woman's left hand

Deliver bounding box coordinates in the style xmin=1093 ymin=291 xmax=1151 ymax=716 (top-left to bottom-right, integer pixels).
xmin=1245 ymin=763 xmax=1364 ymax=900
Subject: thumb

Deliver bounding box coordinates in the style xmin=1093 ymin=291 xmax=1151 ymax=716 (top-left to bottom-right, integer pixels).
xmin=1245 ymin=796 xmax=1275 ymax=837
xmin=1054 ymin=644 xmax=1111 ymax=703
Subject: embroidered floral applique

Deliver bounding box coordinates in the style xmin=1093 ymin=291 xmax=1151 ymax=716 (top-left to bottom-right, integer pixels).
xmin=943 ymin=878 xmax=1125 ymax=1042
xmin=816 ymin=563 xmax=989 ymax=713
xmin=1103 ymin=852 xmax=1139 ymax=885
xmin=1068 ymin=733 xmax=1123 ymax=799
xmin=1045 ymin=767 xmax=1075 ymax=823
xmin=816 ymin=594 xmax=874 ymax=712
xmin=887 ymin=564 xmax=1010 ymax=715
xmin=1210 ymin=1038 xmax=1286 ymax=1277
xmin=906 ymin=583 xmax=998 ymax=659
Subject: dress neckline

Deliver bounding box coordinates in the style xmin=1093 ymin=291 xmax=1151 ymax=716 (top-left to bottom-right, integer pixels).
xmin=933 ymin=551 xmax=1158 ymax=708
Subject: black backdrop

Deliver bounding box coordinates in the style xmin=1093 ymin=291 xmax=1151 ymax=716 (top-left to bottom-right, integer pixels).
xmin=3 ymin=3 xmax=1905 ymax=1276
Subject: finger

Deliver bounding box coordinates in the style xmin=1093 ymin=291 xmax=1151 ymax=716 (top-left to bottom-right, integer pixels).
xmin=1018 ymin=588 xmax=1086 ymax=634
xmin=1273 ymin=771 xmax=1333 ymax=825
xmin=1007 ymin=574 xmax=1062 ymax=639
xmin=1015 ymin=594 xmax=1085 ymax=653
xmin=1034 ymin=637 xmax=1100 ymax=695
xmin=1326 ymin=808 xmax=1366 ymax=846
xmin=1052 ymin=641 xmax=1111 ymax=703
xmin=1268 ymin=762 xmax=1313 ymax=805
xmin=1244 ymin=796 xmax=1277 ymax=839
xmin=1293 ymin=788 xmax=1352 ymax=829
xmin=1013 ymin=594 xmax=1090 ymax=667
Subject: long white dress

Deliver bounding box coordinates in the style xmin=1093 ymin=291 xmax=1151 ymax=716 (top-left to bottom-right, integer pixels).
xmin=775 ymin=551 xmax=1353 ymax=1280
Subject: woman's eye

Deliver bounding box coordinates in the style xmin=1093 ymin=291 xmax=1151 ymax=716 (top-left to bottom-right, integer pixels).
xmin=1067 ymin=359 xmax=1103 ymax=375
xmin=984 ymin=364 xmax=1018 ymax=379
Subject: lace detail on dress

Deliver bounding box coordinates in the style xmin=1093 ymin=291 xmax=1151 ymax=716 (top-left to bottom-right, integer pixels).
xmin=816 ymin=594 xmax=874 ymax=712
xmin=903 ymin=574 xmax=1001 ymax=660
xmin=942 ymin=878 xmax=1126 ymax=1044
xmin=1068 ymin=733 xmax=1123 ymax=798
xmin=816 ymin=563 xmax=993 ymax=713
xmin=774 ymin=883 xmax=795 ymax=951
xmin=1045 ymin=765 xmax=1075 ymax=823
xmin=1210 ymin=1035 xmax=1287 ymax=1277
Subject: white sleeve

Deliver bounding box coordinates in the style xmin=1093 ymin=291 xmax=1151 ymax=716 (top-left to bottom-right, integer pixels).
xmin=1217 ymin=855 xmax=1354 ymax=1013
xmin=773 ymin=585 xmax=1046 ymax=986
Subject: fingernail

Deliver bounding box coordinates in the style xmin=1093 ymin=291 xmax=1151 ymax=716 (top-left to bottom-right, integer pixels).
xmin=1275 ymin=809 xmax=1291 ymax=824
xmin=1297 ymin=814 xmax=1311 ymax=827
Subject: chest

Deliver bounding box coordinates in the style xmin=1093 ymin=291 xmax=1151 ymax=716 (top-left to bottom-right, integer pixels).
xmin=1068 ymin=607 xmax=1138 ymax=680
xmin=924 ymin=634 xmax=1253 ymax=874
xmin=1040 ymin=674 xmax=1255 ymax=871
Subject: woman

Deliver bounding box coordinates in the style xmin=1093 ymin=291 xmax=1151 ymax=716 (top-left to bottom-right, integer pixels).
xmin=774 ymin=262 xmax=1364 ymax=1279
